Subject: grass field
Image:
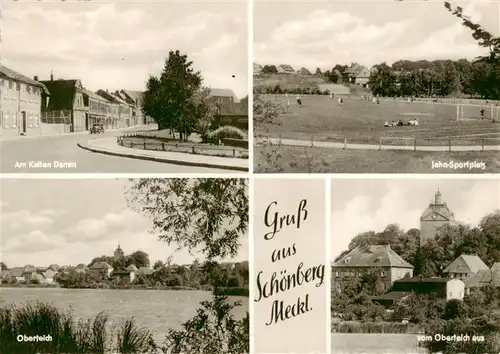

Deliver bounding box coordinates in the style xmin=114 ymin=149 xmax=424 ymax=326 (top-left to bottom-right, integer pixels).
xmin=254 ymin=74 xmax=326 ymax=90
xmin=256 ymin=94 xmax=500 ymax=147
xmin=255 ymin=144 xmax=500 ymax=173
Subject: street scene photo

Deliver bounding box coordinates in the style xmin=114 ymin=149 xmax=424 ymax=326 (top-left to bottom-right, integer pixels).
xmin=330 ymin=178 xmax=500 ymax=353
xmin=1 ymin=1 xmax=248 ymax=173
xmin=0 ymin=178 xmax=249 ymax=354
xmin=254 ymin=0 xmax=500 ymax=173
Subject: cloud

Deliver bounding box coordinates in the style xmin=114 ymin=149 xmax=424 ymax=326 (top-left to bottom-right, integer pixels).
xmin=2 ymin=209 xmax=63 ymax=233
xmin=254 ymin=0 xmax=494 ymax=69
xmin=62 ymin=209 xmax=149 ymax=242
xmin=3 ymin=2 xmax=247 ymax=97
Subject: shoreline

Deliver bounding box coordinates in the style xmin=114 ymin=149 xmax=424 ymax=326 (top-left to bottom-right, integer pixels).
xmin=0 ymin=284 xmax=249 ymax=296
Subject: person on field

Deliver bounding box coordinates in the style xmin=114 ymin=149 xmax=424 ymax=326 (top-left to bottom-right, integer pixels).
xmin=480 ymin=107 xmax=485 ymax=119
xmin=296 ymin=95 xmax=302 ymax=107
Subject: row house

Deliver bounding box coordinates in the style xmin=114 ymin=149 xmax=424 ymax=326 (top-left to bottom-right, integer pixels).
xmin=0 ymin=64 xmax=50 ymax=138
xmin=96 ymin=90 xmax=132 ymax=129
xmin=331 ymin=245 xmax=414 ymax=294
xmin=39 ymin=76 xmax=86 ymax=132
xmin=1 ymin=264 xmax=58 ymax=284
xmin=119 ymin=90 xmax=154 ymax=125
xmin=82 ymin=88 xmax=110 ymax=129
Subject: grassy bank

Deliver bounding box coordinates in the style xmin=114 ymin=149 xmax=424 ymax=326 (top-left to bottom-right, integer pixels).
xmin=255 ymin=144 xmax=500 ymax=173
xmin=0 ymin=302 xmax=154 ymax=354
xmin=215 ymin=287 xmax=249 ymax=297
xmin=332 ymin=321 xmax=422 ymax=334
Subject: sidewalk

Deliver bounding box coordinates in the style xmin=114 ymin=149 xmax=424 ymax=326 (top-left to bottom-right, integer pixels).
xmin=0 ymin=125 xmax=154 ymax=142
xmin=258 ymin=137 xmax=500 ymax=152
xmin=78 ymin=137 xmax=249 ymax=171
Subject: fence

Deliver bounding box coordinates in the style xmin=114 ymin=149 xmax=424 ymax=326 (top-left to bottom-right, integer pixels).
xmin=263 ymin=133 xmax=500 ymax=152
xmin=117 ymin=133 xmax=249 ymax=159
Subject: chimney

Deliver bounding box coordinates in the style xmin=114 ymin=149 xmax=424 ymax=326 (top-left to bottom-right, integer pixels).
xmin=50 ymin=73 xmax=53 ymax=81
xmin=34 ymin=76 xmax=38 ymax=81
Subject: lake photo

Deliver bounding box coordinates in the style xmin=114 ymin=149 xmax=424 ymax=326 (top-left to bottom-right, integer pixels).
xmin=1 ymin=178 xmax=250 ymax=354
xmin=0 ymin=288 xmax=248 ymax=345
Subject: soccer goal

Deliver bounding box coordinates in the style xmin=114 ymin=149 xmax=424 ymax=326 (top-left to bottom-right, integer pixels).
xmin=456 ymin=103 xmax=500 ymax=122
xmin=379 ymin=136 xmax=417 ymax=151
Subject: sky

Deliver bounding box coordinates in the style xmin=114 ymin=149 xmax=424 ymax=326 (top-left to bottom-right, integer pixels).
xmin=2 ymin=0 xmax=248 ymax=99
xmin=331 ymin=178 xmax=500 ymax=259
xmin=254 ymin=0 xmax=499 ymax=70
xmin=0 ymin=179 xmax=248 ymax=268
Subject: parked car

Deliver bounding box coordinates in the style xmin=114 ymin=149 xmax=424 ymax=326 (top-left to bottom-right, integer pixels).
xmin=90 ymin=124 xmax=104 ymax=134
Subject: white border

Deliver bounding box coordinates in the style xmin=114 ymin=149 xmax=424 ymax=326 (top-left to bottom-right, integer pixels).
xmin=247 ymin=0 xmax=254 ymax=175
xmin=325 ymin=177 xmax=332 ymax=354
xmin=248 ymin=171 xmax=255 ymax=354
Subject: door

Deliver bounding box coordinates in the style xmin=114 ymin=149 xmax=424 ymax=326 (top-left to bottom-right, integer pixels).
xmin=21 ymin=111 xmax=27 ymax=134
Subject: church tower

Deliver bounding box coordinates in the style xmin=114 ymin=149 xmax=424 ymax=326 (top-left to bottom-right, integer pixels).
xmin=419 ymin=189 xmax=455 ymax=247
xmin=114 ymin=244 xmax=124 ymax=259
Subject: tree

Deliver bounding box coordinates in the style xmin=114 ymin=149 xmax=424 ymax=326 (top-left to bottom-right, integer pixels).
xmin=261 ymin=65 xmax=278 ymax=74
xmin=315 ymin=67 xmax=322 ymax=75
xmin=0 ymin=262 xmax=7 ymax=270
xmin=142 ymin=50 xmax=203 ymax=139
xmin=126 ymin=250 xmax=150 ymax=268
xmin=126 ymin=178 xmax=248 ymax=260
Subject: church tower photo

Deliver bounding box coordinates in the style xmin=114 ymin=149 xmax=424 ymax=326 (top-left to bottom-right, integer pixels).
xmin=114 ymin=245 xmax=125 ymax=260
xmin=419 ymin=189 xmax=455 ymax=247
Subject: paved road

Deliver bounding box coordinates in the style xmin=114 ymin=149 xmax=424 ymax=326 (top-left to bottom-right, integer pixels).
xmin=1 ymin=130 xmax=230 ymax=174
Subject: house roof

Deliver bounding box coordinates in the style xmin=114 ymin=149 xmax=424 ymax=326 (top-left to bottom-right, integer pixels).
xmin=0 ymin=270 xmax=10 ymax=278
xmin=369 ymin=291 xmax=410 ymax=301
xmin=394 ymin=277 xmax=452 ymax=284
xmin=75 ymin=263 xmax=87 ymax=269
xmin=297 ymin=67 xmax=312 ymax=75
xmin=279 ymin=64 xmax=294 ymax=71
xmin=127 ymin=264 xmax=138 ymax=272
xmin=9 ymin=268 xmax=25 ymax=277
xmin=332 ymin=245 xmax=414 ymax=269
xmin=253 ymin=63 xmax=263 ymax=69
xmin=90 ymin=261 xmax=113 ymax=269
xmin=443 ymin=254 xmax=489 ymax=274
xmin=40 ymin=80 xmax=79 ymax=110
xmin=96 ymin=90 xmax=121 ymax=104
xmin=48 ymin=264 xmax=60 ymax=269
xmin=0 ymin=64 xmax=50 ymax=94
xmin=138 ymin=267 xmax=154 ymax=275
xmin=82 ymin=88 xmax=108 ymax=103
xmin=210 ymin=88 xmax=238 ymax=101
xmin=120 ymin=90 xmax=143 ymax=102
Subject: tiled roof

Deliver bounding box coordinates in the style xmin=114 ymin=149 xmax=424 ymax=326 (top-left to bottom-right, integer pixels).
xmin=279 ymin=64 xmax=295 ymax=71
xmin=332 ymin=245 xmax=414 ymax=268
xmin=127 ymin=264 xmax=139 ymax=272
xmin=120 ymin=90 xmax=143 ymax=102
xmin=297 ymin=67 xmax=312 ymax=75
xmin=138 ymin=267 xmax=154 ymax=275
xmin=443 ymin=254 xmax=489 ymax=274
xmin=210 ymin=88 xmax=238 ymax=101
xmin=40 ymin=80 xmax=79 ymax=110
xmin=90 ymin=261 xmax=113 ymax=269
xmin=9 ymin=267 xmax=25 ymax=277
xmin=0 ymin=64 xmax=50 ymax=94
xmin=394 ymin=277 xmax=452 ymax=284
xmin=368 ymin=291 xmax=410 ymax=301
xmin=82 ymin=88 xmax=108 ymax=103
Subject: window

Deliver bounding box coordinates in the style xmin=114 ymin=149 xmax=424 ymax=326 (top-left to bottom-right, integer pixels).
xmin=335 ymin=271 xmax=339 ymax=277
xmin=16 ymin=82 xmax=21 ymax=91
xmin=27 ymin=86 xmax=31 ymax=94
xmin=344 ymin=257 xmax=351 ymax=264
xmin=3 ymin=112 xmax=8 ymax=128
xmin=8 ymin=81 xmax=14 ymax=90
xmin=380 ymin=271 xmax=386 ymax=277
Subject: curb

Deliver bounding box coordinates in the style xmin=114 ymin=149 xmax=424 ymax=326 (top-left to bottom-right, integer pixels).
xmin=77 ymin=143 xmax=249 ymax=172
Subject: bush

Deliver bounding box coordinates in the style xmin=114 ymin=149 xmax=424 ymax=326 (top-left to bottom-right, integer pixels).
xmin=0 ymin=301 xmax=155 ymax=354
xmin=203 ymin=126 xmax=246 ymax=144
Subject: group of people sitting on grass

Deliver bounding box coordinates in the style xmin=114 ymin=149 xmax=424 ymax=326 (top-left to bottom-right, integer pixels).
xmin=384 ymin=118 xmax=419 ymax=127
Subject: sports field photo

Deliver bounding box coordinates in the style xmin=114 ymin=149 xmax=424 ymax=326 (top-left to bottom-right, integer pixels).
xmin=253 ymin=0 xmax=500 ymax=173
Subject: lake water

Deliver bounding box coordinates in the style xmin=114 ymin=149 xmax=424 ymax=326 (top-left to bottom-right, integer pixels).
xmin=331 ymin=333 xmax=427 ymax=354
xmin=0 ymin=288 xmax=248 ymax=344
